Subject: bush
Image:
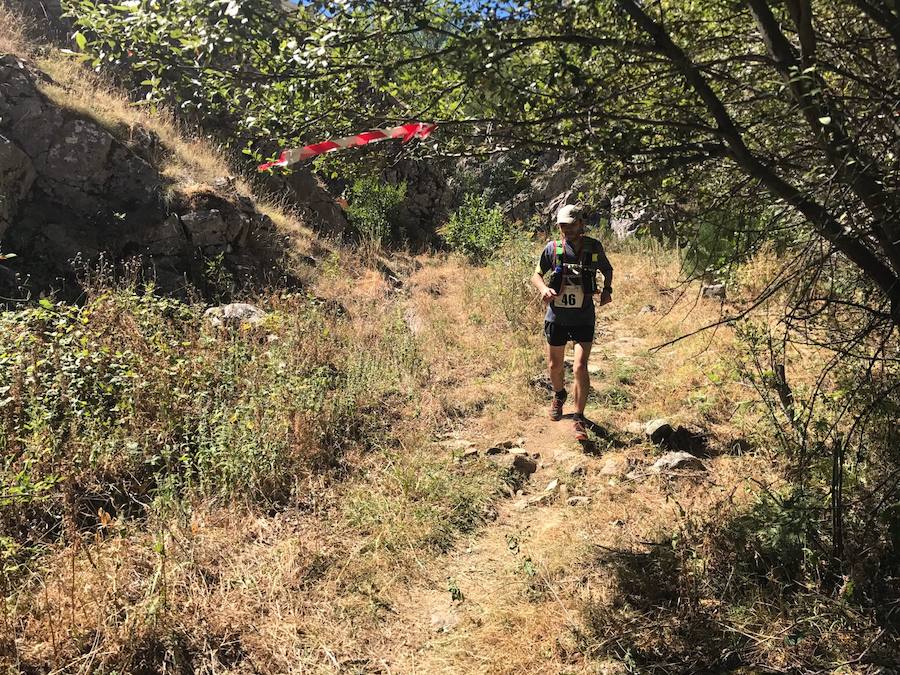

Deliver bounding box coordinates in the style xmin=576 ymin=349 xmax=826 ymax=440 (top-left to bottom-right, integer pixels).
xmin=345 ymin=176 xmax=406 ymax=248
xmin=0 ymin=285 xmax=422 ymax=565
xmin=441 ymin=193 xmax=514 ymax=260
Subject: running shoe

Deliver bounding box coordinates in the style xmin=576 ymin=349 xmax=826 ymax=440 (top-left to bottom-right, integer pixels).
xmin=572 ymin=414 xmax=588 ymax=441
xmin=549 ymin=396 xmax=564 ymax=421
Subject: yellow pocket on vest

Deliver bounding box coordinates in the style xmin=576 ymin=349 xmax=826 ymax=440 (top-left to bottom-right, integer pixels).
xmin=553 ymin=284 xmax=584 ymax=309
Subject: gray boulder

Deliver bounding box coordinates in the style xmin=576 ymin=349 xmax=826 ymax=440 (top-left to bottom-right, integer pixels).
xmin=650 ymin=452 xmax=706 ymax=473
xmin=204 ymin=302 xmax=268 ymax=328
xmin=0 ymin=134 xmax=35 ymax=238
xmin=181 ymin=210 xmax=229 ymax=248
xmin=644 ymin=419 xmax=674 ymax=445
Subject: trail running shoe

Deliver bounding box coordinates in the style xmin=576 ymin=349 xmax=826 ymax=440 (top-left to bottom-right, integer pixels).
xmin=549 ymin=396 xmax=565 ymax=421
xmin=573 ymin=415 xmax=588 ymax=441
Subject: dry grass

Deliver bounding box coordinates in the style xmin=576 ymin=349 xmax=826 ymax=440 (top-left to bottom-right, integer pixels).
xmin=35 ymin=55 xmax=235 ymax=186
xmin=5 ymin=238 xmax=895 ymax=672
xmin=0 ymin=3 xmax=29 ymax=55
xmin=2 ymin=14 xmax=893 ymax=667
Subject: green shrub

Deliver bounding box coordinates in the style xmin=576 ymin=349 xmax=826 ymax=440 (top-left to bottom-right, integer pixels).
xmin=345 ymin=176 xmax=406 ymax=247
xmin=0 ymin=287 xmax=421 ymax=541
xmin=441 ymin=193 xmax=514 ymax=260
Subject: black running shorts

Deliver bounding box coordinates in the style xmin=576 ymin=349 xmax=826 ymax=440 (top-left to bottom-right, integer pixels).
xmin=544 ymin=321 xmax=594 ymax=346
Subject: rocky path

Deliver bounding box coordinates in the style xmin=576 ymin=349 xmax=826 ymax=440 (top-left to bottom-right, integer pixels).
xmin=374 ymin=321 xmax=667 ymax=674
xmin=362 ymin=257 xmax=743 ymax=673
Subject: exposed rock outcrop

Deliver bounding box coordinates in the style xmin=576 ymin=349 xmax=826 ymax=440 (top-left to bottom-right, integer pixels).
xmin=384 ymin=159 xmax=453 ymax=244
xmin=0 ymin=55 xmax=292 ymax=300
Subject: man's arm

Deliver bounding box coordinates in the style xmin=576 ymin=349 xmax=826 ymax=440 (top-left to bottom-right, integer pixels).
xmin=532 ymin=245 xmax=557 ymax=305
xmin=594 ymin=241 xmax=614 ymax=305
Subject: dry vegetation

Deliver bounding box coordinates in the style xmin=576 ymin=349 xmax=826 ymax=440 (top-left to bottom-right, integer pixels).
xmin=2 ymin=6 xmax=898 ymax=671
xmin=3 ymin=234 xmax=896 ymax=672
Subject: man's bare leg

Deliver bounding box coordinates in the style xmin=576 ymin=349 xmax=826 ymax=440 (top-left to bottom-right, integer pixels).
xmin=572 ymin=341 xmax=592 ymax=416
xmin=547 ymin=344 xmax=566 ymax=394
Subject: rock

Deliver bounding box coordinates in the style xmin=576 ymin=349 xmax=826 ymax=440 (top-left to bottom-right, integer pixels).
xmin=625 ymin=421 xmax=645 ymax=435
xmin=645 ymin=419 xmax=674 ymax=444
xmin=638 ymin=304 xmax=656 ymax=314
xmin=567 ymin=461 xmax=587 ymax=477
xmin=493 ymin=439 xmax=524 ymax=450
xmin=527 ymin=492 xmax=554 ymax=507
xmin=0 ymin=135 xmax=36 ymax=238
xmin=205 ymin=302 xmax=267 ymax=328
xmin=384 ymin=159 xmax=452 ymax=243
xmin=282 ymin=169 xmax=349 ymax=236
xmin=599 ymin=455 xmax=629 ymax=477
xmin=141 ymin=214 xmax=187 ymax=256
xmin=181 ymin=210 xmax=229 ymax=248
xmin=489 ymin=454 xmax=515 ymax=471
xmin=403 ymin=308 xmax=425 ymax=335
xmin=430 ymin=610 xmax=459 ymax=633
xmin=567 ymin=496 xmax=590 ymax=507
xmin=461 ymin=447 xmax=479 ymax=460
xmin=485 ymin=446 xmax=509 ymax=456
xmin=650 ymin=452 xmax=706 ymax=473
xmin=513 ymin=455 xmax=538 ymax=475
xmin=669 ymin=425 xmax=710 ymax=457
xmin=701 ymin=283 xmax=726 ymax=299
xmin=544 ymin=479 xmax=559 ymax=492
xmin=440 ymin=438 xmax=476 ymax=452
xmin=0 ymin=263 xmax=19 ymax=296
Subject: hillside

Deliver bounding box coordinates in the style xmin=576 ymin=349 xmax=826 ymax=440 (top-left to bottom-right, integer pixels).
xmin=2 ymin=2 xmax=899 ymax=673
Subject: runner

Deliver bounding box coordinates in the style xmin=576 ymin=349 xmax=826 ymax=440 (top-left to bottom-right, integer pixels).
xmin=530 ymin=204 xmax=613 ymax=440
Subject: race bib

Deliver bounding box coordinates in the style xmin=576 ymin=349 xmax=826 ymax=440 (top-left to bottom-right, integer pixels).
xmin=553 ymin=283 xmax=584 ymax=309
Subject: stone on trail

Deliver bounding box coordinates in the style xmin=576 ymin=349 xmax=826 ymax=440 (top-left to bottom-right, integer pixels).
xmin=567 ymin=460 xmax=587 ymax=477
xmin=599 ymin=455 xmax=629 ymax=478
xmin=489 ymin=453 xmax=538 ymax=476
xmin=205 ymin=303 xmax=267 ymax=328
xmin=567 ymin=496 xmax=590 ymax=507
xmin=530 ymin=493 xmax=554 ymax=507
xmin=644 ymin=419 xmax=674 ymax=444
xmin=493 ymin=438 xmax=526 ymax=449
xmin=512 ymin=455 xmax=538 ymax=475
xmin=650 ymin=451 xmax=706 ymax=473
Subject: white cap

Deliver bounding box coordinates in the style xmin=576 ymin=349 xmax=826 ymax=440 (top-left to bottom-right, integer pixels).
xmin=556 ymin=204 xmax=583 ymax=224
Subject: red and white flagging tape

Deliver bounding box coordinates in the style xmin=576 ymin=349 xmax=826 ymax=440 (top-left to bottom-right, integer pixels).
xmin=257 ymin=122 xmax=437 ymax=171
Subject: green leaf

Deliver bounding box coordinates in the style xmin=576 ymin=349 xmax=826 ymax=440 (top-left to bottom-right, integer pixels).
xmin=74 ymin=32 xmax=88 ymax=51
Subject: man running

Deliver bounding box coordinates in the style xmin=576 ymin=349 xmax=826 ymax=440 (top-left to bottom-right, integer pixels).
xmin=530 ymin=204 xmax=613 ymax=440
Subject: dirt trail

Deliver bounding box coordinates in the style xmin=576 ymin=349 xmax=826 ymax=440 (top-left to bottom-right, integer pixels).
xmin=376 ymin=308 xmax=655 ymax=673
